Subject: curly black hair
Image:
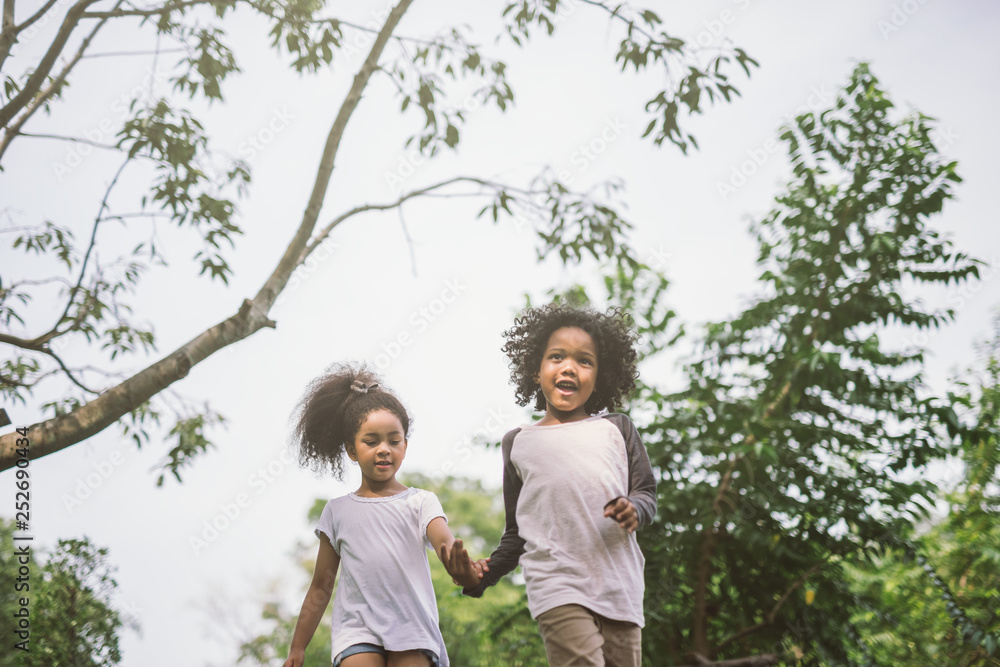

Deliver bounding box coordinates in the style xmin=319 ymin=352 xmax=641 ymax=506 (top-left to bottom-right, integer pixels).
xmin=502 ymin=303 xmax=639 ymax=414
xmin=289 ymin=363 xmax=412 ymax=479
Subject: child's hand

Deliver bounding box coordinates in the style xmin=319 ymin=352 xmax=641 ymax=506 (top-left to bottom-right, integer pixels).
xmin=283 ymin=647 xmax=305 ymax=667
xmin=603 ymin=496 xmax=639 ymax=533
xmin=441 ymin=538 xmax=489 ymax=589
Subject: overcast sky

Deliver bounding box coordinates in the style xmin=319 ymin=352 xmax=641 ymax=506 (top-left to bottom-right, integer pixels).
xmin=2 ymin=1 xmax=999 ymax=665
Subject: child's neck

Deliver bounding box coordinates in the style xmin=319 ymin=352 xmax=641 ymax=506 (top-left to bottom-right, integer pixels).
xmin=355 ymin=477 xmax=408 ymax=498
xmin=537 ymin=406 xmax=592 ymax=426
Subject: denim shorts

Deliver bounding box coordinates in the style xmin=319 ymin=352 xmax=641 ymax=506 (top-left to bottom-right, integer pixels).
xmin=332 ymin=642 xmax=440 ymax=667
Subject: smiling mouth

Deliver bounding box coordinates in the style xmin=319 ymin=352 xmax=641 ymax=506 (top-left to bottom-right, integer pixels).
xmin=375 ymin=461 xmax=392 ymax=468
xmin=555 ymin=381 xmax=577 ymax=392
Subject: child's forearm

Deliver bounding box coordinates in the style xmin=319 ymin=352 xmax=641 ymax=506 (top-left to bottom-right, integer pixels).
xmin=289 ymin=583 xmax=332 ymax=652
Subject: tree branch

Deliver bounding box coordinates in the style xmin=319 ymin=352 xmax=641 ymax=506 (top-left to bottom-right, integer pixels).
xmin=0 ymin=0 xmax=414 ymax=471
xmin=693 ymin=377 xmax=795 ymax=654
xmin=40 ymin=157 xmax=130 ymax=347
xmin=677 ymin=654 xmax=780 ymax=667
xmin=14 ymin=131 xmax=121 ymax=150
xmin=40 ymin=345 xmax=99 ymax=394
xmin=0 ymin=0 xmax=118 ymax=162
xmin=17 ymin=0 xmax=60 ymax=32
xmin=397 ymin=203 xmax=417 ymax=277
xmin=301 ymin=175 xmax=548 ymax=263
xmin=0 ymin=0 xmax=17 ymax=71
xmin=252 ymin=0 xmax=413 ymax=308
xmin=81 ymin=47 xmax=186 ymax=58
xmin=0 ymin=0 xmax=103 ymax=128
xmin=81 ymin=0 xmax=231 ymax=18
xmin=713 ymin=560 xmax=828 ymax=654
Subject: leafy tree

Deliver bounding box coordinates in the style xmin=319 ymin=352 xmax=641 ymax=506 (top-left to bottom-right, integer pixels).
xmin=536 ymin=62 xmax=981 ymax=665
xmin=0 ymin=519 xmax=136 ymax=666
xmin=634 ymin=62 xmax=981 ymax=665
xmin=0 ymin=0 xmax=756 ymax=478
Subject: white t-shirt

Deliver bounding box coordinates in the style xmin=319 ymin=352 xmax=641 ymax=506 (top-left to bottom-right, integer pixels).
xmin=314 ymin=487 xmax=449 ymax=665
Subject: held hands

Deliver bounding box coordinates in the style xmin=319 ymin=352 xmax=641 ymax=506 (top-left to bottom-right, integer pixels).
xmin=604 ymin=496 xmax=639 ymax=533
xmin=440 ymin=538 xmax=490 ymax=590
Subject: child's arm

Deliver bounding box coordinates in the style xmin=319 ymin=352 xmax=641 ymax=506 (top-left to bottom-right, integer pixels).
xmin=283 ymin=535 xmax=340 ymax=667
xmin=459 ymin=428 xmax=527 ymax=598
xmin=603 ymin=414 xmax=658 ymax=533
xmin=427 ymin=517 xmax=488 ymax=589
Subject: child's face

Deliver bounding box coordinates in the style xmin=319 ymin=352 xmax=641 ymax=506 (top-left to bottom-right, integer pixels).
xmin=347 ymin=409 xmax=408 ymax=486
xmin=536 ymin=326 xmax=598 ymax=421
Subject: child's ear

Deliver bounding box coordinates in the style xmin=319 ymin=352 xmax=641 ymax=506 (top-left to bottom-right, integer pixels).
xmin=345 ymin=443 xmax=357 ymax=461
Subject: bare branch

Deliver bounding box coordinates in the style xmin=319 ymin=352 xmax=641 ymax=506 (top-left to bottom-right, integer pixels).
xmin=57 ymin=157 xmax=130 ymax=331
xmin=0 ymin=0 xmax=119 ymax=162
xmin=252 ymin=0 xmax=414 ymax=308
xmin=16 ymin=0 xmax=61 ymax=33
xmin=5 ymin=276 xmax=74 ymax=289
xmin=0 ymin=0 xmax=104 ymax=128
xmin=81 ymin=47 xmax=187 ymax=59
xmin=397 ymin=203 xmax=417 ymax=277
xmin=40 ymin=345 xmax=100 ymax=394
xmin=81 ymin=0 xmax=235 ymax=19
xmin=0 ymin=0 xmax=17 ymax=70
xmin=14 ymin=131 xmax=121 ymax=151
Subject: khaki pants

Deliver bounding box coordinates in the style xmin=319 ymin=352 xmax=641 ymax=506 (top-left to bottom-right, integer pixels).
xmin=536 ymin=604 xmax=641 ymax=667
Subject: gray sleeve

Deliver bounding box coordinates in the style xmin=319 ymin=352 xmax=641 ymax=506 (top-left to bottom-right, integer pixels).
xmin=463 ymin=428 xmax=526 ymax=598
xmin=605 ymin=414 xmax=658 ymax=528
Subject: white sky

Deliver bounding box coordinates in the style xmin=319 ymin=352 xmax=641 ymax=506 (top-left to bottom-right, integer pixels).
xmin=1 ymin=1 xmax=999 ymax=665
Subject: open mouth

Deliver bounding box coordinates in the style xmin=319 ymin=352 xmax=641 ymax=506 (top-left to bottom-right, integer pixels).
xmin=375 ymin=461 xmax=392 ymax=468
xmin=555 ymin=381 xmax=577 ymax=393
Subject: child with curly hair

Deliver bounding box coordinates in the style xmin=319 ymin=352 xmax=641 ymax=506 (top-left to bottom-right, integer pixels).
xmin=443 ymin=304 xmax=658 ymax=667
xmin=283 ymin=364 xmax=469 ymax=667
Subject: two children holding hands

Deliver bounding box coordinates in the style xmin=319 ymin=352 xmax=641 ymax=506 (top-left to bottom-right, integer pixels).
xmin=285 ymin=304 xmax=656 ymax=667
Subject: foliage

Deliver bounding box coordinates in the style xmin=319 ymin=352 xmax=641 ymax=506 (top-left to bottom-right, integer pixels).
xmin=546 ymin=62 xmax=983 ymax=665
xmin=846 ymin=322 xmax=1000 ymax=665
xmin=0 ymin=0 xmax=755 ymax=476
xmin=0 ymin=519 xmax=136 ymax=666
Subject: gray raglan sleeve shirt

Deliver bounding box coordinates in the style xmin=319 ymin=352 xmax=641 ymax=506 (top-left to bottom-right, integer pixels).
xmin=463 ymin=415 xmax=657 ymax=598
xmin=603 ymin=413 xmax=658 ymax=526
